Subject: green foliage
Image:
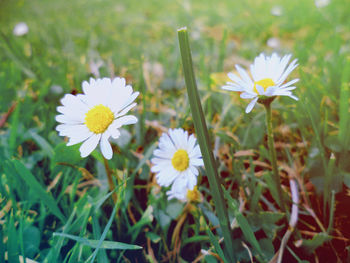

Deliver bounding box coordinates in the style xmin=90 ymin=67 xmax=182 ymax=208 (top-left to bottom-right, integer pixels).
xmin=1 ymin=0 xmax=350 ymax=261
xmin=53 ymin=233 xmax=142 ymax=250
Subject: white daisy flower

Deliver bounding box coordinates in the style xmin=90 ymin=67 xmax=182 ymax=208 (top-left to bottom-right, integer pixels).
xmin=56 ymin=77 xmax=139 ymax=159
xmin=151 ymin=128 xmax=203 ymax=196
xmin=13 ymin=22 xmax=29 ymax=36
xmin=222 ymin=53 xmax=299 ymax=113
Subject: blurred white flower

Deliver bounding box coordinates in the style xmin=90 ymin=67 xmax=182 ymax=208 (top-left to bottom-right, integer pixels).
xmin=56 ymin=77 xmax=139 ymax=159
xmin=267 ymin=37 xmax=281 ymax=49
xmin=151 ymin=128 xmax=203 ymax=197
xmin=315 ymin=0 xmax=330 ymax=8
xmin=89 ymin=60 xmax=104 ymax=78
xmin=50 ymin=85 xmax=63 ymax=95
xmin=222 ymin=53 xmax=299 ymax=113
xmin=13 ymin=22 xmax=29 ymax=36
xmin=270 ymin=6 xmax=283 ymax=16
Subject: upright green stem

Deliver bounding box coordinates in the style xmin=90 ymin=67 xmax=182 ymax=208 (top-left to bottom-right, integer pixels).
xmin=103 ymin=157 xmax=122 ymax=234
xmin=103 ymin=157 xmax=117 ymax=204
xmin=178 ymin=27 xmax=235 ymax=262
xmin=264 ymin=102 xmax=286 ymax=212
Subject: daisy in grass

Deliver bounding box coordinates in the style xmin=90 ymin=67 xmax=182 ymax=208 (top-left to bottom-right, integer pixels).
xmin=56 ymin=77 xmax=139 ymax=160
xmin=222 ymin=53 xmax=299 ymax=113
xmin=151 ymin=128 xmax=203 ymax=197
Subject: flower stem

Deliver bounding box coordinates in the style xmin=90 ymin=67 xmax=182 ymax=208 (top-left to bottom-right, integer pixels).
xmin=264 ymin=102 xmax=286 ymax=212
xmin=103 ymin=157 xmax=117 ymax=204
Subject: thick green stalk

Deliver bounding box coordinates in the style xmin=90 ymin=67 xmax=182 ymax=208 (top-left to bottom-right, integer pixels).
xmin=178 ymin=27 xmax=235 ymax=262
xmin=264 ymin=102 xmax=286 ymax=212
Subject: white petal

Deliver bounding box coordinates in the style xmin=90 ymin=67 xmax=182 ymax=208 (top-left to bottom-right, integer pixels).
xmin=159 ymin=133 xmax=177 ymax=153
xmin=235 ymin=65 xmax=254 ymax=86
xmin=79 ymin=134 xmax=101 ymax=158
xmin=265 ymin=86 xmax=277 ymax=96
xmin=186 ymin=134 xmax=196 ymax=153
xmin=280 ymin=86 xmax=297 ymax=91
xmin=115 ymin=102 xmax=137 ymax=117
xmin=189 ymin=165 xmax=199 ymax=176
xmin=55 ymin=114 xmax=82 ymax=124
xmin=190 ymin=158 xmax=204 ymax=166
xmin=189 ymin=145 xmax=202 ymax=159
xmin=280 ymin=78 xmax=299 ymax=89
xmin=186 ymin=172 xmax=197 ymax=190
xmin=57 ymin=124 xmax=87 ymax=136
xmin=288 ymin=94 xmax=299 ymax=101
xmin=100 ymin=133 xmax=113 ymax=159
xmin=245 ymin=97 xmax=258 ymax=113
xmin=240 ymin=92 xmax=257 ymax=99
xmin=222 ymin=85 xmax=245 ymax=92
xmin=171 ymin=174 xmax=188 ymax=193
xmin=156 ymin=167 xmax=179 ymax=187
xmin=228 ymin=72 xmax=243 ymax=84
xmin=151 ymin=162 xmax=170 ymax=173
xmin=60 ymin=94 xmax=89 ymax=111
xmin=56 ymin=124 xmax=72 ymax=133
xmin=166 ymin=189 xmax=187 ymax=201
xmin=113 ymin=115 xmax=138 ymax=128
xmin=256 ymin=85 xmax=265 ymax=95
xmin=67 ymin=133 xmax=92 ymax=146
xmin=153 ymin=148 xmax=175 ymax=159
xmin=277 ymin=60 xmax=298 ymax=85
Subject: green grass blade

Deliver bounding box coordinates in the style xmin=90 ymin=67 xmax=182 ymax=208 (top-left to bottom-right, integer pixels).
xmin=27 ymin=129 xmax=54 ymax=159
xmin=327 ymin=190 xmax=336 ymax=234
xmin=206 ymin=227 xmax=228 ymax=263
xmin=0 ymin=225 xmax=4 ymax=263
xmin=44 ymin=208 xmax=77 ymax=263
xmin=10 ymin=159 xmax=66 ymax=222
xmin=339 ymin=57 xmax=350 ymax=146
xmin=7 ymin=210 xmax=20 ymax=263
xmin=178 ymin=27 xmax=235 ymax=262
xmin=53 ymin=233 xmax=142 ymax=250
xmin=222 ymin=187 xmax=263 ymax=258
xmin=8 ymin=101 xmax=20 ymax=157
xmin=88 ymin=176 xmax=129 ymax=263
xmin=91 ymin=214 xmax=109 ymax=263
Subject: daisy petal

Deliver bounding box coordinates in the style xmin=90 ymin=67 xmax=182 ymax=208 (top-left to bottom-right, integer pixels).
xmin=79 ymin=134 xmax=101 ymax=158
xmin=240 ymin=92 xmax=257 ymax=99
xmin=245 ymin=97 xmax=259 ymax=113
xmin=100 ymin=133 xmax=113 ymax=159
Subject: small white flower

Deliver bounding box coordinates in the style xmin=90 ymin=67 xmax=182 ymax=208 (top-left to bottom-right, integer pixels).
xmin=13 ymin=22 xmax=29 ymax=36
xmin=56 ymin=77 xmax=139 ymax=159
xmin=270 ymin=5 xmax=283 ymax=16
xmin=315 ymin=0 xmax=330 ymax=8
xmin=151 ymin=128 xmax=203 ymax=196
xmin=222 ymin=53 xmax=299 ymax=113
xmin=267 ymin=37 xmax=281 ymax=49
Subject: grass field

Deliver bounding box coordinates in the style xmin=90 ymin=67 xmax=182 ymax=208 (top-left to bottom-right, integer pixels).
xmin=1 ymin=0 xmax=350 ymax=262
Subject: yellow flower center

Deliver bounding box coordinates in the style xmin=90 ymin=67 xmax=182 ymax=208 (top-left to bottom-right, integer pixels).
xmin=253 ymin=78 xmax=275 ymax=94
xmin=85 ymin=104 xmax=114 ymax=134
xmin=171 ymin=149 xmax=189 ymax=172
xmin=187 ymin=186 xmax=201 ymax=202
